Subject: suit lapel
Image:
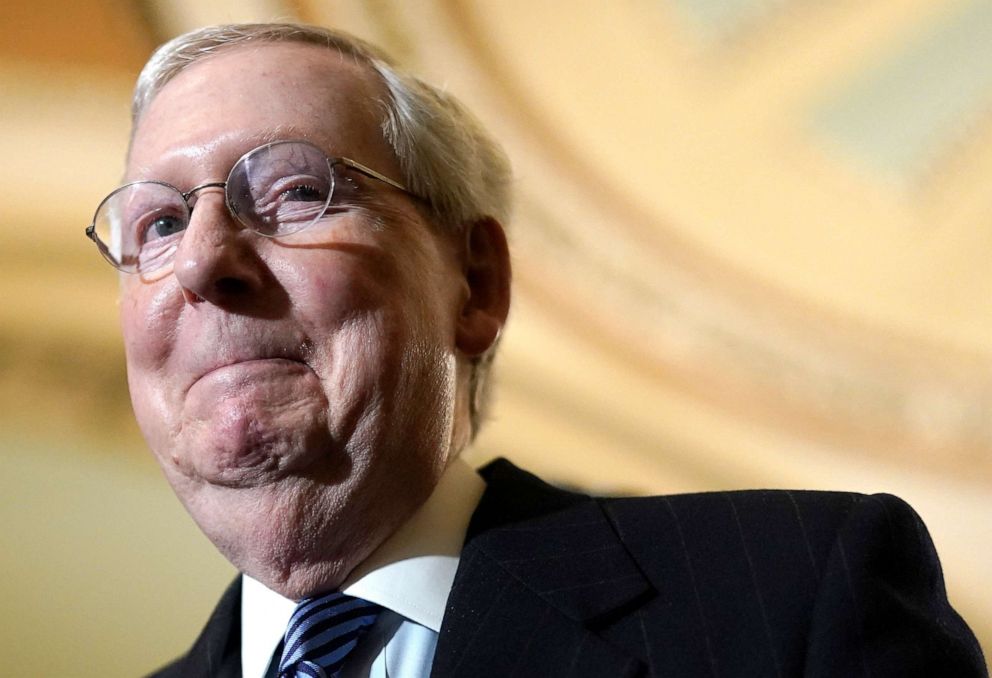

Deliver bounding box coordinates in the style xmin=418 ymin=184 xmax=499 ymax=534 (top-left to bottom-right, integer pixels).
xmin=432 ymin=460 xmax=651 ymax=678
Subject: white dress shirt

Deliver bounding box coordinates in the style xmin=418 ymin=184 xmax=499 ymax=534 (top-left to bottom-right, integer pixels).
xmin=240 ymin=459 xmax=486 ymax=678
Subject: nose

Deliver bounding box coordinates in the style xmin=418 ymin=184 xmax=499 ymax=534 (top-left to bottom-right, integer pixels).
xmin=171 ymin=190 xmax=266 ymax=305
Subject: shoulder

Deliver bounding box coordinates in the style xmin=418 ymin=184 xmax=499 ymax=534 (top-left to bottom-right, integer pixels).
xmin=598 ymin=488 xmax=986 ymax=676
xmin=603 ymin=484 xmax=899 ymax=515
xmin=600 ymin=488 xmax=942 ymax=608
xmin=600 ymin=488 xmax=942 ymax=589
xmin=474 ymin=461 xmax=986 ymax=675
xmin=601 ymin=487 xmax=916 ymax=547
xmin=475 ymin=458 xmax=919 ymax=552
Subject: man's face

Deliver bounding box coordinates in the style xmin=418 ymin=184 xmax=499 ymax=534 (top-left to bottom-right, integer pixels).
xmin=121 ymin=43 xmax=469 ymax=596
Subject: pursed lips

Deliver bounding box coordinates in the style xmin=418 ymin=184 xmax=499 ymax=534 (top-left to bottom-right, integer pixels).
xmin=186 ymin=351 xmax=311 ymax=394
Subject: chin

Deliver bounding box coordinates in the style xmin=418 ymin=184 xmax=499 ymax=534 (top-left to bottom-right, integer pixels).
xmin=171 ymin=458 xmax=379 ymax=595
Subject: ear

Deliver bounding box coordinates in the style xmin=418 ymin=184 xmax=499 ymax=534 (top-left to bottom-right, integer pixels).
xmin=456 ymin=217 xmax=512 ymax=357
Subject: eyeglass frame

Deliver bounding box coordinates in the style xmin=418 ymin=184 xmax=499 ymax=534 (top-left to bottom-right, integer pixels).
xmin=85 ymin=139 xmax=417 ymax=274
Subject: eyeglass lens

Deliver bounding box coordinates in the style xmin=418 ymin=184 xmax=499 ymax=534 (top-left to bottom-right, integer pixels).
xmin=90 ymin=141 xmax=336 ymax=273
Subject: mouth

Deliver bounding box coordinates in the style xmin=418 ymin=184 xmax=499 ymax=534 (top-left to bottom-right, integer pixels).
xmin=186 ymin=347 xmax=312 ymax=395
xmin=180 ymin=332 xmax=317 ymax=396
xmin=198 ymin=356 xmax=308 ymax=381
xmin=206 ymin=356 xmax=303 ymax=371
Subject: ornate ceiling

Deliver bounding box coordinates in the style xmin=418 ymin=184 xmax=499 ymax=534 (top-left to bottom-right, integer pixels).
xmin=1 ymin=0 xmax=989 ymax=672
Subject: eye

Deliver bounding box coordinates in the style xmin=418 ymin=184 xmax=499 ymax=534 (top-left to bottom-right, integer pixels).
xmin=259 ymin=175 xmax=331 ymax=210
xmin=249 ymin=176 xmax=332 ymax=235
xmin=141 ymin=214 xmax=187 ymax=243
xmin=280 ymin=183 xmax=325 ymax=202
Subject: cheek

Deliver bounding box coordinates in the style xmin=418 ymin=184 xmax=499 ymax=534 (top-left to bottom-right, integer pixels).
xmin=298 ymin=268 xmax=450 ymax=417
xmin=119 ymin=280 xmax=182 ymax=368
xmin=288 ymin=255 xmax=412 ymax=336
xmin=120 ymin=281 xmax=186 ymax=442
xmin=311 ymin=310 xmax=458 ymax=467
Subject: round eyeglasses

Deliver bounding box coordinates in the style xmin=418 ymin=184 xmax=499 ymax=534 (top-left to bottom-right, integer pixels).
xmin=85 ymin=140 xmax=413 ymax=274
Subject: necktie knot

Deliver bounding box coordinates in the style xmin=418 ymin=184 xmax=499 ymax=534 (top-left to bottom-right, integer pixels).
xmin=277 ymin=591 xmax=381 ymax=678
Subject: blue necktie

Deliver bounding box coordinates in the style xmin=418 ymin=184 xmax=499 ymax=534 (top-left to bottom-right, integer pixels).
xmin=277 ymin=591 xmax=381 ymax=678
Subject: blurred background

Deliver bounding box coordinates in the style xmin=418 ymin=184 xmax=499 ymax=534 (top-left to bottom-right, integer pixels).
xmin=1 ymin=0 xmax=990 ymax=674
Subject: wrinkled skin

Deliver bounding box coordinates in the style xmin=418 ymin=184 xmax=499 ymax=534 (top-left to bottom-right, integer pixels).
xmin=120 ymin=43 xmax=507 ymax=599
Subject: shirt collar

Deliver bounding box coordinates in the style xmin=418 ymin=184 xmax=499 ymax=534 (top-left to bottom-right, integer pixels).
xmin=241 ymin=458 xmax=485 ymax=678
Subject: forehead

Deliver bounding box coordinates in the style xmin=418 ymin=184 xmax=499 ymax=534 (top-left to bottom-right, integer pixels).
xmin=128 ymin=42 xmax=394 ymax=179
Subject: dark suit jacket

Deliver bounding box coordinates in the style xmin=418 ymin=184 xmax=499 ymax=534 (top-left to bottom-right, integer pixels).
xmin=151 ymin=459 xmax=987 ymax=677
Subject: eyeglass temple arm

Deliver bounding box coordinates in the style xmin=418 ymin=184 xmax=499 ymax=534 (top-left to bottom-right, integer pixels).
xmin=338 ymin=158 xmax=412 ymax=195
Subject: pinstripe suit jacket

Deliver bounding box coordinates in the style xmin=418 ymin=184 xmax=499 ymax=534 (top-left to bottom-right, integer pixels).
xmin=150 ymin=458 xmax=987 ymax=677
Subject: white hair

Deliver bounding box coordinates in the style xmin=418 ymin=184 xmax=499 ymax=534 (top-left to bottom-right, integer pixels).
xmin=131 ymin=22 xmax=512 ymax=437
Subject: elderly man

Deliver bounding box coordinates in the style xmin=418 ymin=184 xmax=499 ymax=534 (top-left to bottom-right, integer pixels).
xmin=87 ymin=23 xmax=985 ymax=678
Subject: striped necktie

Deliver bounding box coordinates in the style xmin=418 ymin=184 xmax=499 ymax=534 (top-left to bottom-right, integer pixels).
xmin=277 ymin=591 xmax=382 ymax=678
